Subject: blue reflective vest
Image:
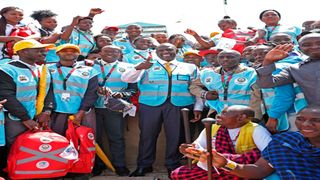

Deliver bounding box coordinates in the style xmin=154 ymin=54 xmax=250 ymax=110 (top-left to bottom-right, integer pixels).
xmin=123 ymin=49 xmax=156 ymax=65
xmin=262 ymin=56 xmax=306 ymax=131
xmin=45 ymin=40 xmax=64 ymax=64
xmin=113 ymin=37 xmax=135 ymax=55
xmin=80 ymin=60 xmax=134 ymax=108
xmin=0 ymin=58 xmax=11 ymax=65
xmin=69 ymin=29 xmax=95 ymax=57
xmin=0 ymin=110 xmax=5 ymax=146
xmin=48 ymin=64 xmax=99 ymax=113
xmin=176 ymin=44 xmax=193 ymax=62
xmin=0 ymin=62 xmax=51 ymax=120
xmin=138 ymin=61 xmax=197 ymax=106
xmin=200 ymin=66 xmax=257 ymax=113
xmin=263 ymin=25 xmax=302 ymax=44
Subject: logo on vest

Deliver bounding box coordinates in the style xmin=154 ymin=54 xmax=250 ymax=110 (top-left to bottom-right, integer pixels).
xmin=119 ymin=45 xmax=125 ymax=49
xmin=118 ymin=67 xmax=126 ymax=73
xmin=36 ymin=161 xmax=50 ymax=169
xmin=39 ymin=144 xmax=52 ymax=152
xmin=234 ymin=77 xmax=247 ymax=85
xmin=81 ymin=71 xmax=90 ymax=78
xmin=18 ymin=75 xmax=29 ymax=83
xmin=153 ymin=66 xmax=161 ymax=71
xmin=133 ymin=55 xmax=141 ymax=60
xmin=205 ymin=77 xmax=212 ymax=84
xmin=40 ymin=136 xmax=53 ymax=143
xmin=87 ymin=133 xmax=94 ymax=140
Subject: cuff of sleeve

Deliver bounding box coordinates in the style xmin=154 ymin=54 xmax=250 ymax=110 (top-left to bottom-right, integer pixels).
xmin=256 ymin=64 xmax=276 ymax=76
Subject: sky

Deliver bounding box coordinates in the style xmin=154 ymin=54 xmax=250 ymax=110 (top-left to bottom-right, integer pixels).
xmin=1 ymin=0 xmax=318 ymax=38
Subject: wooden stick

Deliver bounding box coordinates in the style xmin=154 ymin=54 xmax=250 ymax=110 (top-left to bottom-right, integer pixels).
xmin=181 ymin=108 xmax=192 ymax=169
xmin=202 ymin=118 xmax=216 ymax=180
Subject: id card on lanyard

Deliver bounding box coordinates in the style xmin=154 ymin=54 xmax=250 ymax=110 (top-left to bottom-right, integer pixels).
xmin=57 ymin=65 xmax=77 ymax=101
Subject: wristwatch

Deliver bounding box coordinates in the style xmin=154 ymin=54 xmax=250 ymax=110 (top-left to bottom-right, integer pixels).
xmin=222 ymin=160 xmax=238 ymax=171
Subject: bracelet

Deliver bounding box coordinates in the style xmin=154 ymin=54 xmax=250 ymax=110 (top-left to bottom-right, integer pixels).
xmin=222 ymin=160 xmax=238 ymax=172
xmin=200 ymin=91 xmax=208 ymax=99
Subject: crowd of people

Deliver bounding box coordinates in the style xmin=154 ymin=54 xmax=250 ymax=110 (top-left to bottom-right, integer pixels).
xmin=0 ymin=5 xmax=319 ymax=180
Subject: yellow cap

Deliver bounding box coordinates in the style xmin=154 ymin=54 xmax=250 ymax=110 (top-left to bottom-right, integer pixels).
xmin=13 ymin=39 xmax=55 ymax=53
xmin=183 ymin=50 xmax=200 ymax=57
xmin=56 ymin=44 xmax=81 ymax=54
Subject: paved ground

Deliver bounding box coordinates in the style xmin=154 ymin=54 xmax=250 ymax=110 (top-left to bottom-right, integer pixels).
xmin=90 ymin=166 xmax=170 ymax=180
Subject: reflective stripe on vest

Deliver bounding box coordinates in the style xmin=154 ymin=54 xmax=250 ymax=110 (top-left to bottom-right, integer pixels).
xmin=293 ymin=83 xmax=308 ymax=113
xmin=138 ymin=61 xmax=196 ymax=106
xmin=89 ymin=61 xmax=131 ymax=108
xmin=48 ymin=64 xmax=97 ymax=113
xmin=0 ymin=63 xmax=50 ymax=120
xmin=0 ymin=111 xmax=5 ymax=146
xmin=200 ymin=67 xmax=256 ymax=113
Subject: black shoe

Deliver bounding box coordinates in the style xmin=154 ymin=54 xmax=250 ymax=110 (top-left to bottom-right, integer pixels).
xmin=129 ymin=166 xmax=153 ymax=177
xmin=115 ymin=166 xmax=130 ymax=176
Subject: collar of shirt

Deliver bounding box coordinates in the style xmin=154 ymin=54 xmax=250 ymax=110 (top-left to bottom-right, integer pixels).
xmin=98 ymin=59 xmax=118 ymax=66
xmin=157 ymin=59 xmax=179 ymax=66
xmin=14 ymin=59 xmax=38 ymax=70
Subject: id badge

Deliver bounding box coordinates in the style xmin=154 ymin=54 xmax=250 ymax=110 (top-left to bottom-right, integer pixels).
xmin=61 ymin=93 xmax=71 ymax=101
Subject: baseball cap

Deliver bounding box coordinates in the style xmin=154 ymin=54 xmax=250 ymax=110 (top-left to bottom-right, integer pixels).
xmin=199 ymin=48 xmax=219 ymax=57
xmin=101 ymin=26 xmax=119 ymax=32
xmin=183 ymin=50 xmax=201 ymax=57
xmin=56 ymin=44 xmax=81 ymax=53
xmin=13 ymin=39 xmax=54 ymax=53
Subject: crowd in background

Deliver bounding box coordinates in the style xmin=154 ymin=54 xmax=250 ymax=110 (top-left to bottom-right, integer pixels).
xmin=0 ymin=6 xmax=319 ymax=180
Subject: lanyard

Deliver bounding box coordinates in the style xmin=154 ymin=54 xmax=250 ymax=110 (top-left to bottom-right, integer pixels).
xmin=76 ymin=29 xmax=95 ymax=49
xmin=99 ymin=62 xmax=118 ymax=87
xmin=57 ymin=65 xmax=77 ymax=90
xmin=28 ymin=67 xmax=40 ymax=95
xmin=266 ymin=25 xmax=279 ymax=40
xmin=220 ymin=69 xmax=235 ymax=101
xmin=28 ymin=68 xmax=40 ymax=83
xmin=134 ymin=51 xmax=153 ymax=61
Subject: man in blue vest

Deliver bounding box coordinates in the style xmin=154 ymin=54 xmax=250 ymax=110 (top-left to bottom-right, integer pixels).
xmin=113 ymin=24 xmax=143 ymax=55
xmin=49 ymin=44 xmax=99 ymax=135
xmin=191 ymin=50 xmax=262 ymax=119
xmin=84 ymin=45 xmax=136 ymax=176
xmin=48 ymin=44 xmax=98 ymax=180
xmin=0 ymin=39 xmax=55 ymax=145
xmin=121 ymin=43 xmax=201 ymax=177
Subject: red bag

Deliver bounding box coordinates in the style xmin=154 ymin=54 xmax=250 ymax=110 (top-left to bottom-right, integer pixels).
xmin=6 ymin=26 xmax=36 ymax=58
xmin=7 ymin=130 xmax=76 ymax=179
xmin=66 ymin=120 xmax=96 ymax=173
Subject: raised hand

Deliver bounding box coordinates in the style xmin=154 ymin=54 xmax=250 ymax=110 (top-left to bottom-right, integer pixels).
xmin=263 ymin=44 xmax=293 ymax=66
